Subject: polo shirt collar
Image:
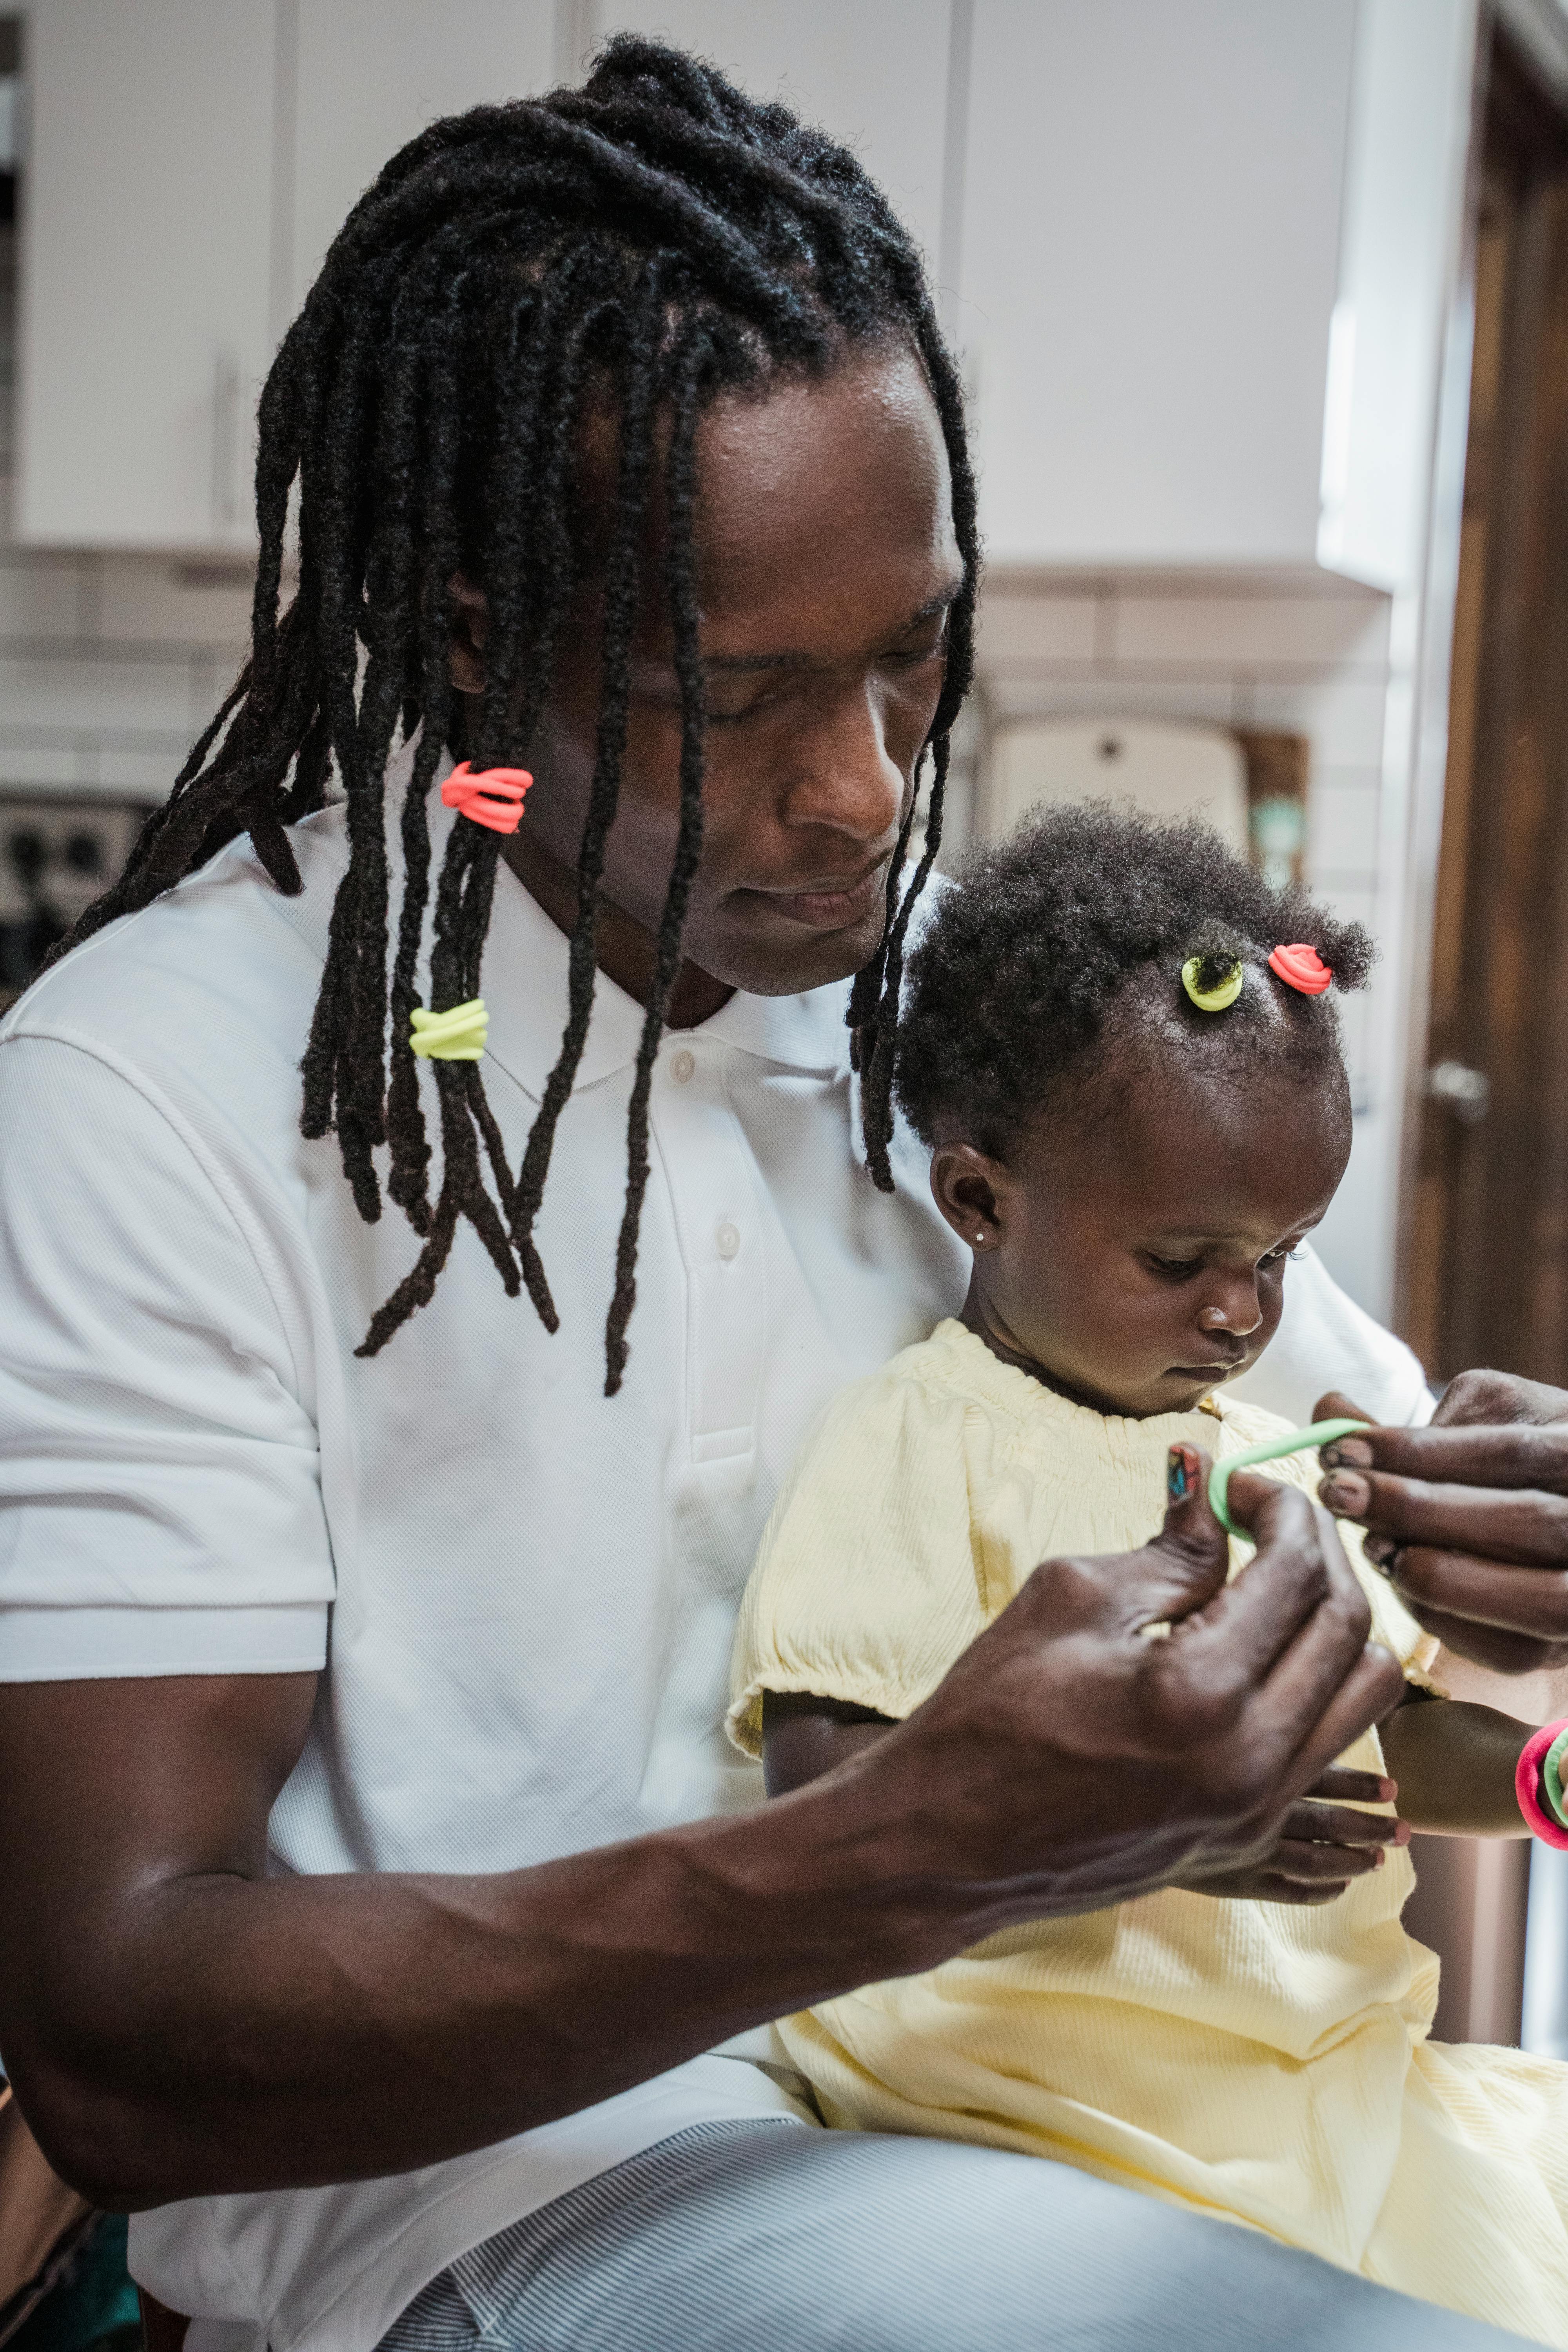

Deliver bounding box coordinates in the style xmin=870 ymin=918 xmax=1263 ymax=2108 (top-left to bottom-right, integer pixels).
xmin=464 ymin=780 xmax=854 ymax=1104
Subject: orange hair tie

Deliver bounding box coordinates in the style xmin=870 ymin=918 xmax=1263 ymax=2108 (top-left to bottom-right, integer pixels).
xmin=1268 ymin=942 xmax=1332 ymax=996
xmin=440 ymin=763 xmax=533 ymax=836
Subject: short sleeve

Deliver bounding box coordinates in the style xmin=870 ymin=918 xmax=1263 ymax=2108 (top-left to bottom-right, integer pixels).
xmin=727 ymin=1367 xmax=985 ymax=1755
xmin=0 ymin=1034 xmax=333 ymax=1679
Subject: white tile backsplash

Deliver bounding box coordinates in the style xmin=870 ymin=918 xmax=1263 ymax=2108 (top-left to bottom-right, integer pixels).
xmin=973 ymin=573 xmax=1394 ymax=908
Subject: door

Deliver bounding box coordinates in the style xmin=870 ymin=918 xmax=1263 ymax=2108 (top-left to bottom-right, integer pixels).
xmin=1405 ymin=34 xmax=1568 ymax=1384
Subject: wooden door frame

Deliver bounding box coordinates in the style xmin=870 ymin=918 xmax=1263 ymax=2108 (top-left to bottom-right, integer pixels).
xmin=1396 ymin=16 xmax=1568 ymax=1368
xmin=1392 ymin=0 xmax=1568 ymax=1344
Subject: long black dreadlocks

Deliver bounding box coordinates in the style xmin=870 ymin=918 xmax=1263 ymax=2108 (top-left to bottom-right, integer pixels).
xmin=49 ymin=38 xmax=980 ymax=1391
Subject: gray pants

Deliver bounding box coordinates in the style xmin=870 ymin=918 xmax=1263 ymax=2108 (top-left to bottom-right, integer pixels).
xmin=378 ymin=2117 xmax=1535 ymax=2350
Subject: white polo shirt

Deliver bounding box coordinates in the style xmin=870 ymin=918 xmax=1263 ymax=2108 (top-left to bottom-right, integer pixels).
xmin=0 ymin=746 xmax=1430 ymax=2352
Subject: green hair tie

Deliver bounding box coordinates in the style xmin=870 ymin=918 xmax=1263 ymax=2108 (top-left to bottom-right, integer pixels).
xmin=1181 ymin=955 xmax=1243 ymax=1013
xmin=1544 ymin=1726 xmax=1568 ymax=1830
xmin=1207 ymin=1417 xmax=1371 ymax=1537
xmin=409 ymin=998 xmax=488 ymax=1062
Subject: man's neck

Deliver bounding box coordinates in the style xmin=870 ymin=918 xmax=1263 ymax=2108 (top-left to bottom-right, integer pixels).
xmin=502 ymin=830 xmax=735 ymax=1031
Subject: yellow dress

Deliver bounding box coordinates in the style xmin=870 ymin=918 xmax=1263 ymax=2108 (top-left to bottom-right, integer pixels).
xmin=728 ymin=1318 xmax=1568 ymax=2346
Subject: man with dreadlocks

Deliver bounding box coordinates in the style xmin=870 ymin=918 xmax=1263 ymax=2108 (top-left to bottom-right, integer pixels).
xmin=0 ymin=40 xmax=1553 ymax=2352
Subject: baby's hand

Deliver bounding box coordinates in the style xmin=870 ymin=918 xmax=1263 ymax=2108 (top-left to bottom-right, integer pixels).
xmin=1171 ymin=1768 xmax=1409 ymax=1906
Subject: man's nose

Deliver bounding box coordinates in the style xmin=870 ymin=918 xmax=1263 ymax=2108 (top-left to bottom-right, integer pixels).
xmin=782 ymin=680 xmax=906 ymax=843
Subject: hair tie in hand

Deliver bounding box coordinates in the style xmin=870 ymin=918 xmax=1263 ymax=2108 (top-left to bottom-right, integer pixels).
xmin=440 ymin=763 xmax=532 ymax=835
xmin=1518 ymin=1720 xmax=1568 ymax=1847
xmin=1181 ymin=956 xmax=1243 ymax=1013
xmin=1207 ymin=1417 xmax=1370 ymax=1537
xmin=410 ymin=999 xmax=488 ymax=1061
xmin=1269 ymin=943 xmax=1332 ymax=996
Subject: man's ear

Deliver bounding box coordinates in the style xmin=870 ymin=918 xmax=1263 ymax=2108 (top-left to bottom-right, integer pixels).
xmin=930 ymin=1140 xmax=1010 ymax=1251
xmin=447 ymin=573 xmax=489 ymax=695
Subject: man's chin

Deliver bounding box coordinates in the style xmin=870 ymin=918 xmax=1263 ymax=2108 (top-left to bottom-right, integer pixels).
xmin=699 ymin=909 xmax=887 ymax=999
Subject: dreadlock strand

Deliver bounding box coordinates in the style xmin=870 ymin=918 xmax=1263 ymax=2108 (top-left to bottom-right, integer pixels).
xmin=508 ymin=260 xmax=665 ymax=1274
xmin=602 ymin=345 xmax=710 ymax=1392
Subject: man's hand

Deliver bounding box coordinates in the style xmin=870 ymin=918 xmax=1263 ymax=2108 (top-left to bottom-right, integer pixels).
xmin=840 ymin=1450 xmax=1405 ymax=1955
xmin=1170 ymin=1766 xmax=1406 ymax=1906
xmin=1315 ymin=1377 xmax=1568 ymax=1674
xmin=0 ymin=1452 xmax=1401 ymax=2209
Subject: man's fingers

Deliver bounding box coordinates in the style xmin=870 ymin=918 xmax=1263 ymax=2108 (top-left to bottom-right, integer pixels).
xmin=1314 ymin=1390 xmax=1375 ymax=1430
xmin=1384 ymin=1546 xmax=1568 ymax=1643
xmin=1144 ymin=1443 xmax=1232 ymax=1617
xmin=1379 ymin=1590 xmax=1564 ymax=1675
xmin=1318 ymin=1426 xmax=1568 ymax=1507
xmin=1429 ymin=1369 xmax=1568 ymax=1430
xmin=1319 ymin=1465 xmax=1568 ymax=1570
xmin=1179 ymin=1481 xmax=1365 ymax=1693
xmin=1263 ymin=1638 xmax=1407 ymax=1800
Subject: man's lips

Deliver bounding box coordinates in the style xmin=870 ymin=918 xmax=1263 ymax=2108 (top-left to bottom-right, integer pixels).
xmin=744 ymin=860 xmax=891 ymax=930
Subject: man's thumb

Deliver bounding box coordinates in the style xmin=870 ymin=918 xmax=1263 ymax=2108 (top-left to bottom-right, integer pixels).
xmin=1147 ymin=1442 xmax=1230 ymax=1618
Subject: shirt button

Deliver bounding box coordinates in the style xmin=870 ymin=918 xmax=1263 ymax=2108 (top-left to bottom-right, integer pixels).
xmin=716 ymin=1220 xmax=741 ymax=1261
xmin=670 ymin=1047 xmax=696 ymax=1083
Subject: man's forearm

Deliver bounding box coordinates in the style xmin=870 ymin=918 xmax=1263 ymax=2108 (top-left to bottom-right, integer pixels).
xmin=16 ymin=1766 xmax=941 ymax=2208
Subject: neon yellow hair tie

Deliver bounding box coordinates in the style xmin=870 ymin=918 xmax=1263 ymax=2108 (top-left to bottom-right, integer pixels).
xmin=1181 ymin=956 xmax=1243 ymax=1013
xmin=1207 ymin=1417 xmax=1370 ymax=1537
xmin=409 ymin=999 xmax=488 ymax=1061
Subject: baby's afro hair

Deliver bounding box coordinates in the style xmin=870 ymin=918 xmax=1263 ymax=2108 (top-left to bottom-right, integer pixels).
xmin=894 ymin=800 xmax=1375 ymax=1160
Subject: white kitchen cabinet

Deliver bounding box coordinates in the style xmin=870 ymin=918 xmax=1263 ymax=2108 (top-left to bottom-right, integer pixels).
xmin=955 ymin=0 xmax=1477 ymax=580
xmin=17 ymin=0 xmax=275 ymax=550
xmin=15 ymin=0 xmax=1476 ymax=573
xmin=957 ymin=0 xmax=1360 ymax=569
xmin=284 ymin=1 xmax=555 ymax=333
xmin=17 ymin=0 xmax=557 ymax=552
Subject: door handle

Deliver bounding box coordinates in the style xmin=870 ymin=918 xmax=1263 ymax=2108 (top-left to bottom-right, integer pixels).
xmin=1425 ymin=1060 xmax=1490 ymax=1124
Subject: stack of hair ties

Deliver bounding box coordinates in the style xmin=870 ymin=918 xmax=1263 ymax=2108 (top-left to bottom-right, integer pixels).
xmin=1518 ymin=1721 xmax=1568 ymax=1849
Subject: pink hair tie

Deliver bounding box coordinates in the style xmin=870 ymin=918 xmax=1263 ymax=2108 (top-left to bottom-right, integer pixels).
xmin=1516 ymin=1719 xmax=1568 ymax=1848
xmin=1268 ymin=942 xmax=1332 ymax=996
xmin=440 ymin=762 xmax=533 ymax=836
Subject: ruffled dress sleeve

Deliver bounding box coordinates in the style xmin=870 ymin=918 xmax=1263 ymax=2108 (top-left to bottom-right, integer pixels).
xmin=727 ymin=1357 xmax=986 ymax=1755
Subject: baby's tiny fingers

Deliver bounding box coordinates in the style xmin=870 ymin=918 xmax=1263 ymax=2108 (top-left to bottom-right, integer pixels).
xmin=1258 ymin=1873 xmax=1355 ymax=1906
xmin=1270 ymin=1837 xmax=1385 ymax=1881
xmin=1306 ymin=1767 xmax=1396 ymax=1805
xmin=1283 ymin=1803 xmax=1406 ymax=1851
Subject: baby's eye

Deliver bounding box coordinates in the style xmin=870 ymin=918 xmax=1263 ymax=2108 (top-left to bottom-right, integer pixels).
xmin=1259 ymin=1243 xmax=1306 ymax=1269
xmin=1145 ymin=1252 xmax=1205 ymax=1281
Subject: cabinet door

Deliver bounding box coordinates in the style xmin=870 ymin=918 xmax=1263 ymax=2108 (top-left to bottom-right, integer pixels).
xmin=958 ymin=0 xmax=1358 ymax=567
xmin=593 ymin=0 xmax=953 ymax=272
xmin=17 ymin=0 xmax=274 ymax=550
xmin=285 ymin=1 xmax=555 ymax=325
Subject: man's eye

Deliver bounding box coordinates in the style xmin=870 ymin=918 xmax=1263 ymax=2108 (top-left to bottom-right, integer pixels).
xmin=883 ymin=635 xmax=947 ymax=670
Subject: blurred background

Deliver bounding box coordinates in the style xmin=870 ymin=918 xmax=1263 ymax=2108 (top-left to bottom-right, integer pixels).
xmin=2 ymin=1 xmax=1568 ymax=2337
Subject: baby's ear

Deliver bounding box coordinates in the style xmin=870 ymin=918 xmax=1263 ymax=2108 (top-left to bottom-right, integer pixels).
xmin=928 ymin=1140 xmax=1006 ymax=1250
